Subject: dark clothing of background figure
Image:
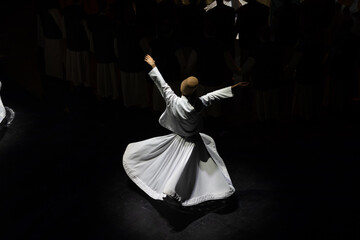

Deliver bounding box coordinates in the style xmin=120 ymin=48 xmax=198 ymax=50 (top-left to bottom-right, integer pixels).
xmin=116 ymin=1 xmax=155 ymax=73
xmin=63 ymin=4 xmax=90 ymax=52
xmin=151 ymin=0 xmax=181 ymax=83
xmin=272 ymin=1 xmax=300 ymax=46
xmin=174 ymin=2 xmax=205 ymax=50
xmin=92 ymin=14 xmax=117 ymax=64
xmin=206 ymin=2 xmax=236 ymax=54
xmin=38 ymin=8 xmax=63 ymax=39
xmin=235 ymin=1 xmax=269 ymax=55
xmin=198 ymin=37 xmax=232 ymax=87
xmin=251 ymin=41 xmax=282 ymax=90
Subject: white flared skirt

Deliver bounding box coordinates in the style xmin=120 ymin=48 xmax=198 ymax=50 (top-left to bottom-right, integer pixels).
xmin=0 ymin=89 xmax=5 ymax=122
xmin=123 ymin=133 xmax=235 ymax=206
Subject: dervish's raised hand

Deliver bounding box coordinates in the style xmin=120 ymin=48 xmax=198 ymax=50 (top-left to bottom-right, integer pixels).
xmin=144 ymin=54 xmax=156 ymax=69
xmin=231 ymin=81 xmax=250 ymax=88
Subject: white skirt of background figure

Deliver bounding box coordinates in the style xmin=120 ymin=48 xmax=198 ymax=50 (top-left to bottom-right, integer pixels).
xmin=292 ymin=82 xmax=316 ymax=121
xmin=65 ymin=49 xmax=91 ymax=87
xmin=96 ymin=62 xmax=120 ymax=100
xmin=65 ymin=20 xmax=92 ymax=87
xmin=0 ymin=82 xmax=15 ymax=126
xmin=123 ymin=67 xmax=235 ymax=206
xmin=255 ymin=88 xmax=279 ymax=122
xmin=120 ymin=70 xmax=150 ymax=108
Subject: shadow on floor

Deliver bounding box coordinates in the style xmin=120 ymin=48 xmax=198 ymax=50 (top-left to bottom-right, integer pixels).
xmin=127 ymin=179 xmax=239 ymax=231
xmin=0 ymin=126 xmax=7 ymax=141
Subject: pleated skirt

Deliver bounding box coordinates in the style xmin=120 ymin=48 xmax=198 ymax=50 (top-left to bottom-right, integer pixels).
xmin=120 ymin=71 xmax=149 ymax=108
xmin=0 ymin=92 xmax=5 ymax=122
xmin=96 ymin=63 xmax=120 ymax=100
xmin=65 ymin=49 xmax=90 ymax=87
xmin=123 ymin=133 xmax=235 ymax=206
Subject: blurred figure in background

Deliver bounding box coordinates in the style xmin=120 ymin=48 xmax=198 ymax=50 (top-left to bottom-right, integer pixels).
xmin=37 ymin=0 xmax=68 ymax=111
xmin=251 ymin=26 xmax=282 ymax=127
xmin=92 ymin=0 xmax=120 ymax=101
xmin=114 ymin=0 xmax=155 ymax=108
xmin=63 ymin=0 xmax=91 ymax=89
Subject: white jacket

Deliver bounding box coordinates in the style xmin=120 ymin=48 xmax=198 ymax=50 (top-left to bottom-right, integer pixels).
xmin=149 ymin=67 xmax=233 ymax=137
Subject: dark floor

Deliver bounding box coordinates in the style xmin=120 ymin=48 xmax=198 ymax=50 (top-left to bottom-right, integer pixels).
xmin=1 ymin=76 xmax=360 ymax=240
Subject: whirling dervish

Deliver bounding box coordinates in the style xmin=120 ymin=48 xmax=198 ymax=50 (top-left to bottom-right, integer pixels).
xmin=123 ymin=54 xmax=248 ymax=206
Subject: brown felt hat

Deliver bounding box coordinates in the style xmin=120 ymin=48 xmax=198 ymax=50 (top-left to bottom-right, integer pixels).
xmin=180 ymin=76 xmax=199 ymax=96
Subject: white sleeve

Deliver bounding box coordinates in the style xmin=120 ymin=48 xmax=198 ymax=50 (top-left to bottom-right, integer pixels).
xmin=199 ymin=86 xmax=234 ymax=107
xmin=148 ymin=67 xmax=178 ymax=106
xmin=0 ymin=82 xmax=6 ymax=122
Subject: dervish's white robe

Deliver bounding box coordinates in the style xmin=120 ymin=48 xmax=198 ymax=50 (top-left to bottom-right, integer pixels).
xmin=123 ymin=67 xmax=235 ymax=206
xmin=0 ymin=82 xmax=6 ymax=123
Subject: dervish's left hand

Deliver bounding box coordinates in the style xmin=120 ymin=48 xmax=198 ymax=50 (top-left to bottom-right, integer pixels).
xmin=231 ymin=81 xmax=250 ymax=88
xmin=144 ymin=54 xmax=156 ymax=69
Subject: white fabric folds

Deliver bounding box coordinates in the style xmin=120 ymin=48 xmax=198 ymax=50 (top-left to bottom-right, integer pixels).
xmin=96 ymin=63 xmax=119 ymax=100
xmin=123 ymin=67 xmax=235 ymax=206
xmin=65 ymin=49 xmax=90 ymax=87
xmin=0 ymin=82 xmax=5 ymax=122
xmin=120 ymin=71 xmax=149 ymax=108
